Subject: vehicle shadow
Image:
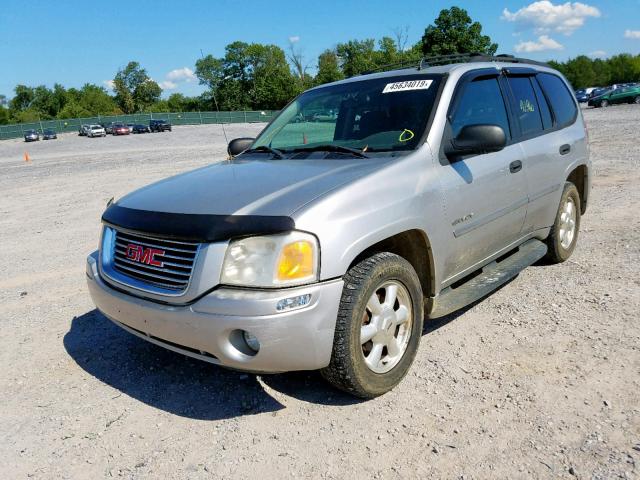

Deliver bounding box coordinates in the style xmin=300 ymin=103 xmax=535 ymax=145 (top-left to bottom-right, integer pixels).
xmin=64 ymin=310 xmax=360 ymax=420
xmin=66 ymin=280 xmax=514 ymax=419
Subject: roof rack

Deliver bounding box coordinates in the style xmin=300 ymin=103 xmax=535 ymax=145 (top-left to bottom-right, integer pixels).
xmin=361 ymin=53 xmax=549 ymax=75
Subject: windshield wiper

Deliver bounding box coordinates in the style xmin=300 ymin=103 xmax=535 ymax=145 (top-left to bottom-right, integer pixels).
xmin=242 ymin=145 xmax=284 ymax=159
xmin=291 ymin=144 xmax=369 ymax=158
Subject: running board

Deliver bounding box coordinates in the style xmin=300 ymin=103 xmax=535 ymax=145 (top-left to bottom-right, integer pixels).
xmin=429 ymin=239 xmax=547 ymax=319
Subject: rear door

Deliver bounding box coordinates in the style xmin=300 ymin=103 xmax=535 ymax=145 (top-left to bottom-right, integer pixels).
xmin=509 ymin=71 xmax=582 ymax=233
xmin=436 ymin=71 xmax=528 ymax=282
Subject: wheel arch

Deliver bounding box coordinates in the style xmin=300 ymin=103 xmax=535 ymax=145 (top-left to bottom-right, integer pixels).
xmin=567 ymin=164 xmax=589 ymax=214
xmin=346 ymin=229 xmax=436 ymax=298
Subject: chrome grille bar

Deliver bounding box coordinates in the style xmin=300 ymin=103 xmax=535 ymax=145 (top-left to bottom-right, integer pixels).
xmin=111 ymin=229 xmax=199 ymax=293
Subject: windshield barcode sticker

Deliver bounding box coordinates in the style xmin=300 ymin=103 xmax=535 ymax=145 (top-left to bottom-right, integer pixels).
xmin=382 ymin=80 xmax=433 ymax=93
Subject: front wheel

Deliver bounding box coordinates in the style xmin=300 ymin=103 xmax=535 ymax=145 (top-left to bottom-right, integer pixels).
xmin=545 ymin=182 xmax=581 ymax=263
xmin=634 ymin=96 xmax=640 ymax=105
xmin=321 ymin=252 xmax=424 ymax=398
xmin=601 ymin=99 xmax=609 ymax=107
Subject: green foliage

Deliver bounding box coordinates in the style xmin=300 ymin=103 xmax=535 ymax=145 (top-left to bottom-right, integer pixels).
xmin=113 ymin=62 xmax=162 ymax=113
xmin=0 ymin=106 xmax=10 ymax=125
xmin=195 ymin=41 xmax=297 ymax=110
xmin=336 ymin=39 xmax=377 ymax=77
xmin=315 ymin=50 xmax=344 ymax=86
xmin=421 ymin=6 xmax=497 ymax=56
xmin=549 ymin=53 xmax=640 ymax=88
xmin=147 ymin=100 xmax=171 ymax=112
xmin=10 ymin=85 xmax=35 ymax=111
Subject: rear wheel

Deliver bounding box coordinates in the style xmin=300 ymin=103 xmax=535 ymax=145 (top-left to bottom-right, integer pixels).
xmin=634 ymin=96 xmax=640 ymax=105
xmin=545 ymin=182 xmax=581 ymax=263
xmin=321 ymin=252 xmax=424 ymax=398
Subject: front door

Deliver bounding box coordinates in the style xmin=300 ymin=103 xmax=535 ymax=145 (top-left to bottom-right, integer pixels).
xmin=437 ymin=74 xmax=528 ymax=283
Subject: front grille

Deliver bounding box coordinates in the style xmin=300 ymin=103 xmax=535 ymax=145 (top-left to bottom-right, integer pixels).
xmin=112 ymin=230 xmax=199 ymax=292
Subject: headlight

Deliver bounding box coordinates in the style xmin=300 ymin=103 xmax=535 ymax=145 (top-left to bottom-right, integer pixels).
xmin=221 ymin=231 xmax=319 ymax=287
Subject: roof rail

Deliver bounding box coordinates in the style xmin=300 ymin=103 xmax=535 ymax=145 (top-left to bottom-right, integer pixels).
xmin=360 ymin=53 xmax=549 ymax=75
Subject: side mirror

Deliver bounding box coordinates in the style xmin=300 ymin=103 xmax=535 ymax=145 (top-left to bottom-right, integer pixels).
xmin=449 ymin=124 xmax=506 ymax=156
xmin=227 ymin=137 xmax=255 ymax=157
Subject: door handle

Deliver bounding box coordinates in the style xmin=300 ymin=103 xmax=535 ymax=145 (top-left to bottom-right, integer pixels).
xmin=559 ymin=144 xmax=571 ymax=155
xmin=509 ymin=160 xmax=522 ymax=173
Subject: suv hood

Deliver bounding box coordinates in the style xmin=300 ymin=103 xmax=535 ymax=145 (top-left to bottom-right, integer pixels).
xmin=115 ymin=155 xmax=395 ymax=217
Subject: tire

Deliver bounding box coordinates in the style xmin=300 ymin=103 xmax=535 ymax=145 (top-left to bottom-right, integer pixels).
xmin=634 ymin=96 xmax=640 ymax=105
xmin=601 ymin=99 xmax=609 ymax=107
xmin=545 ymin=182 xmax=581 ymax=263
xmin=321 ymin=252 xmax=424 ymax=398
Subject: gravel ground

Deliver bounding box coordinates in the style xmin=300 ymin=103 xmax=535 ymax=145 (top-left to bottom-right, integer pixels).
xmin=0 ymin=110 xmax=638 ymax=480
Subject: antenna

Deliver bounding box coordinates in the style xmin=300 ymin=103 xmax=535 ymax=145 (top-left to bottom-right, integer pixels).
xmin=199 ymin=49 xmax=228 ymax=145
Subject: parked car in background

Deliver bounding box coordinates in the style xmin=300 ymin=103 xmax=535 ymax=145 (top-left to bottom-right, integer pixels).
xmin=112 ymin=124 xmax=130 ymax=136
xmin=575 ymin=87 xmax=595 ymax=103
xmin=588 ymin=87 xmax=610 ymax=100
xmin=79 ymin=124 xmax=90 ymax=136
xmin=588 ymin=85 xmax=640 ymax=107
xmin=24 ymin=129 xmax=40 ymax=142
xmin=42 ymin=129 xmax=57 ymax=140
xmin=87 ymin=125 xmax=106 ymax=138
xmin=132 ymin=124 xmax=150 ymax=134
xmin=103 ymin=122 xmax=116 ymax=134
xmin=149 ymin=119 xmax=172 ymax=132
xmin=126 ymin=123 xmax=135 ymax=133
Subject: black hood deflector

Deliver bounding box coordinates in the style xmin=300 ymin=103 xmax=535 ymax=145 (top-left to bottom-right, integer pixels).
xmin=102 ymin=204 xmax=295 ymax=242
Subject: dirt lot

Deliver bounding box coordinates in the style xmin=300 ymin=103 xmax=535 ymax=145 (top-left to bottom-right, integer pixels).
xmin=1 ymin=110 xmax=639 ymax=480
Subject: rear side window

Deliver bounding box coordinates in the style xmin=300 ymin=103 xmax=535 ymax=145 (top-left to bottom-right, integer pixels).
xmin=449 ymin=77 xmax=511 ymax=139
xmin=507 ymin=76 xmax=543 ymax=136
xmin=531 ymin=78 xmax=553 ymax=130
xmin=537 ymin=73 xmax=578 ymax=128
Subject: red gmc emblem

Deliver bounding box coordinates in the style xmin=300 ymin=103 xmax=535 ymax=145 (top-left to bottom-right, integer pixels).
xmin=125 ymin=244 xmax=165 ymax=267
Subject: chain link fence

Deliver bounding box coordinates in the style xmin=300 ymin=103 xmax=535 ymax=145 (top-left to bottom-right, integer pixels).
xmin=0 ymin=110 xmax=277 ymax=140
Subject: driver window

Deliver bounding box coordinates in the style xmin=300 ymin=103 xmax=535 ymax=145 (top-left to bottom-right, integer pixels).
xmin=450 ymin=77 xmax=511 ymax=139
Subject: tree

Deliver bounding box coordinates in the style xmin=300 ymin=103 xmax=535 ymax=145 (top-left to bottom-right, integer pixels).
xmin=315 ymin=49 xmax=344 ymax=85
xmin=608 ymin=54 xmax=640 ymax=84
xmin=10 ymin=85 xmax=35 ymax=111
xmin=197 ymin=42 xmax=297 ymax=111
xmin=77 ymin=84 xmax=118 ymax=115
xmin=564 ymin=56 xmax=597 ymax=89
xmin=0 ymin=106 xmax=9 ymax=125
xmin=336 ymin=39 xmax=377 ymax=77
xmin=288 ymin=41 xmax=312 ymax=92
xmin=247 ymin=43 xmax=298 ymax=109
xmin=113 ymin=62 xmax=162 ymax=113
xmin=421 ymin=7 xmax=497 ymax=57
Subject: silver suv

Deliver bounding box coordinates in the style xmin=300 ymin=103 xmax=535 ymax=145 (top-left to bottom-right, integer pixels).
xmin=86 ymin=54 xmax=590 ymax=398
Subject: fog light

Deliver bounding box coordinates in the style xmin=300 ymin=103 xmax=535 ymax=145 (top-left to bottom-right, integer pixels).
xmin=243 ymin=331 xmax=260 ymax=353
xmin=276 ymin=293 xmax=312 ymax=312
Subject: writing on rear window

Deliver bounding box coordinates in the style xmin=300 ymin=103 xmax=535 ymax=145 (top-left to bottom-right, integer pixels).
xmin=382 ymin=79 xmax=433 ymax=93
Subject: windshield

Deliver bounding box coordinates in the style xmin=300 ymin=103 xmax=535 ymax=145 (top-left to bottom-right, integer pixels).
xmin=253 ymin=74 xmax=443 ymax=154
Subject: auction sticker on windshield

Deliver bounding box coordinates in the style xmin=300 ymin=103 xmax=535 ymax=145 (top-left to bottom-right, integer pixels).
xmin=382 ymin=79 xmax=433 ymax=93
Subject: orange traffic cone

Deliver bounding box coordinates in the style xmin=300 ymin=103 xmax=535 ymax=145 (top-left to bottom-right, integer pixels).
xmin=24 ymin=151 xmax=30 ymax=162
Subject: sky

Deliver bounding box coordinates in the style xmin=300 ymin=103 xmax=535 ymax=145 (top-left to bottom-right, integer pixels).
xmin=1 ymin=0 xmax=639 ymax=99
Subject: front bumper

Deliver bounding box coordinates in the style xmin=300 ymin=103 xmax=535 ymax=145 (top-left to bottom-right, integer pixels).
xmin=86 ymin=252 xmax=343 ymax=373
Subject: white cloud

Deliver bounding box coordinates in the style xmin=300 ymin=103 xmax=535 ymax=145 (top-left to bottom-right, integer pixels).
xmin=158 ymin=80 xmax=177 ymax=90
xmin=502 ymin=1 xmax=600 ymax=36
xmin=624 ymin=29 xmax=640 ymax=39
xmin=103 ymin=80 xmax=115 ymax=90
xmin=589 ymin=50 xmax=607 ymax=58
xmin=514 ymin=35 xmax=564 ymax=53
xmin=289 ymin=35 xmax=300 ymax=43
xmin=166 ymin=67 xmax=196 ymax=82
